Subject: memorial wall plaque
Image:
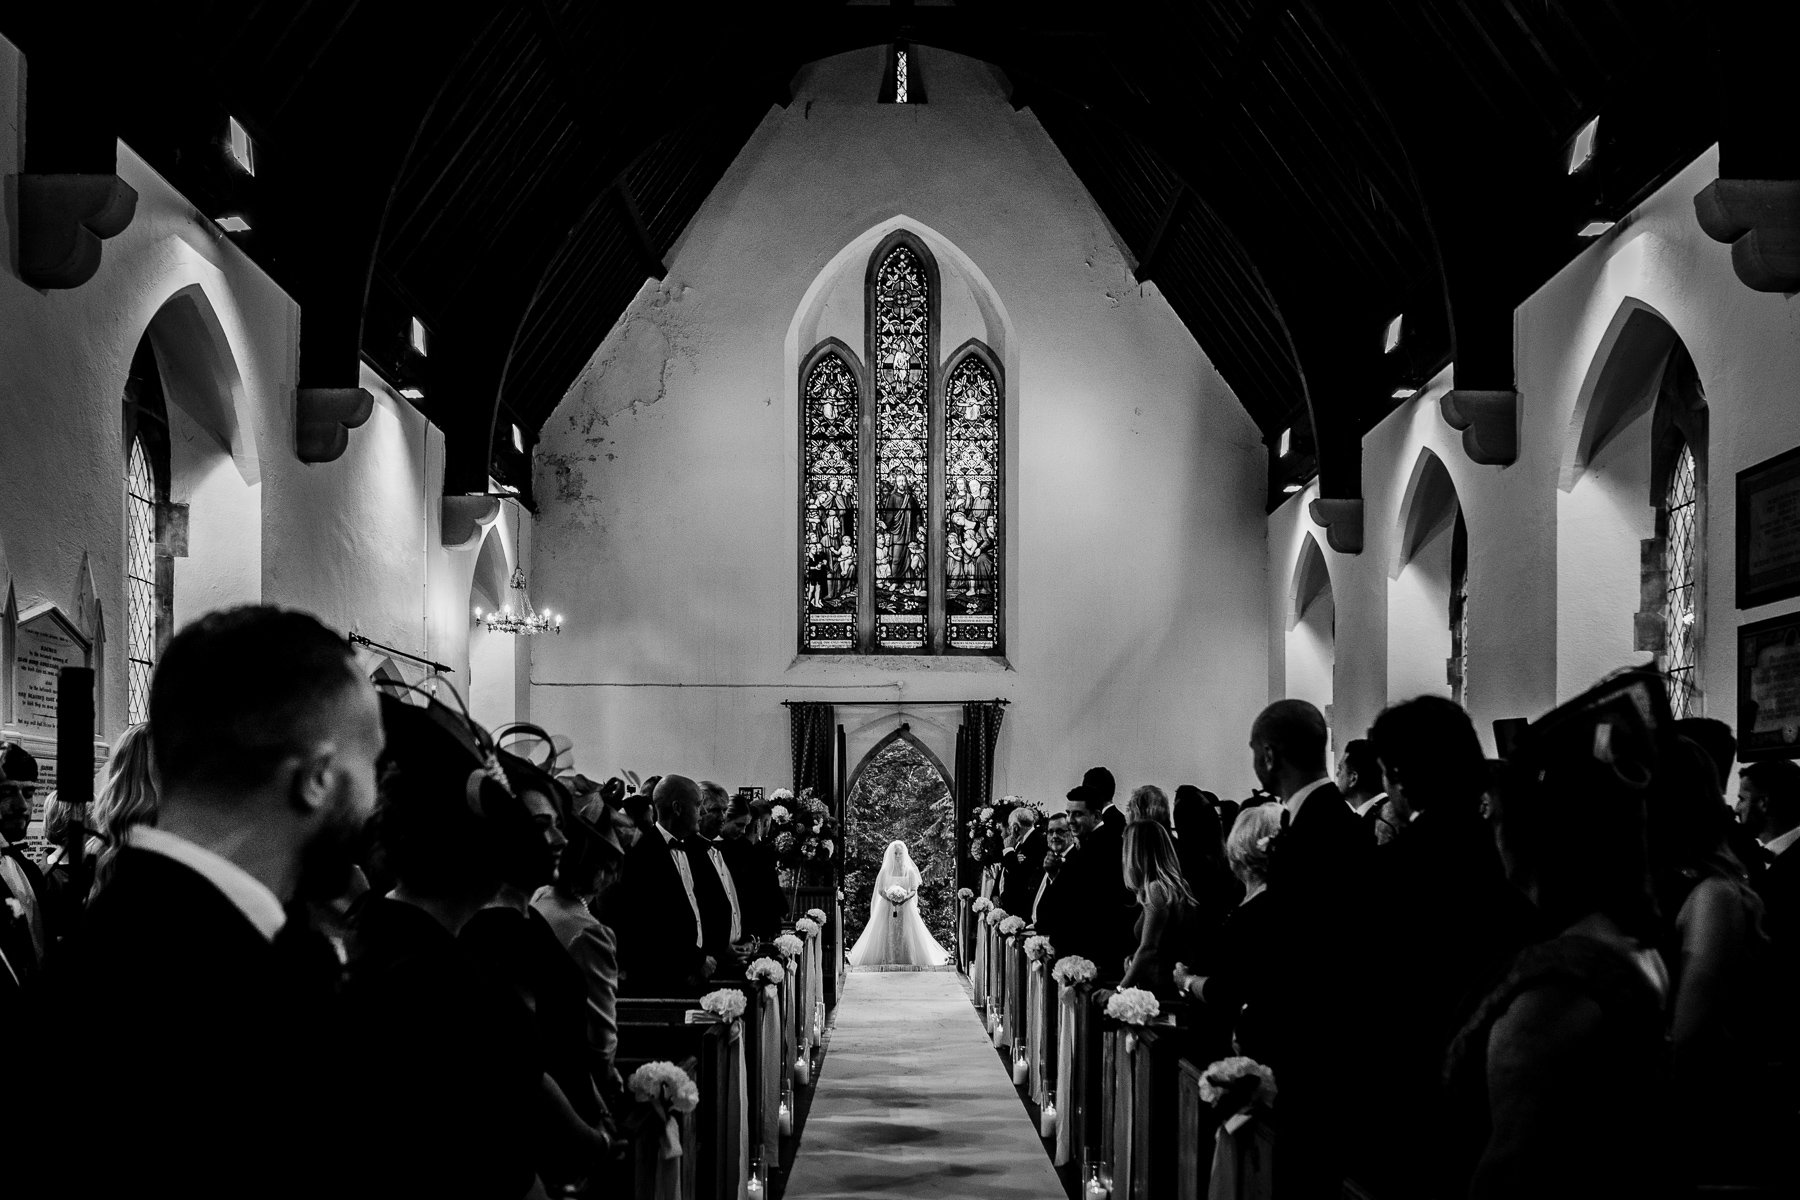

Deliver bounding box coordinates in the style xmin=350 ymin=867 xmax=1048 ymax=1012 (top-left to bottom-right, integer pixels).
xmin=1737 ymin=445 xmax=1800 ymax=609
xmin=13 ymin=605 xmax=89 ymax=738
xmin=1739 ymin=610 xmax=1800 ymax=760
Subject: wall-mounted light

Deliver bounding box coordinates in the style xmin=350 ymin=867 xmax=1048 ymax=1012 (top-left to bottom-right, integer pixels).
xmin=410 ymin=317 xmax=429 ymax=356
xmin=1282 ymin=483 xmax=1302 ymax=494
xmin=1383 ymin=314 xmax=1404 ymax=354
xmin=1567 ymin=117 xmax=1599 ymax=175
xmin=1278 ymin=427 xmax=1292 ymax=458
xmin=1391 ymin=386 xmax=1416 ymax=400
xmin=1578 ymin=220 xmax=1616 ymax=237
xmin=216 ymin=214 xmax=251 ymax=233
xmin=399 ymin=386 xmax=425 ymax=401
xmin=227 ymin=117 xmax=256 ymax=176
xmin=511 ymin=424 xmax=525 ymax=454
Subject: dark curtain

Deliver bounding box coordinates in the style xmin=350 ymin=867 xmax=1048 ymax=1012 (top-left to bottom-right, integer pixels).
xmin=957 ymin=701 xmax=1005 ymax=889
xmin=788 ymin=701 xmax=836 ymax=804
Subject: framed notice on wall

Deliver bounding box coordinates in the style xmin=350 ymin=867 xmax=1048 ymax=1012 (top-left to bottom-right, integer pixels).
xmin=1737 ymin=445 xmax=1800 ymax=609
xmin=1739 ymin=611 xmax=1800 ymax=760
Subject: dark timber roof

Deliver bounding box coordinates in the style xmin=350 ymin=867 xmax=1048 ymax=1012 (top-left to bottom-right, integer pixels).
xmin=7 ymin=1 xmax=1733 ymax=514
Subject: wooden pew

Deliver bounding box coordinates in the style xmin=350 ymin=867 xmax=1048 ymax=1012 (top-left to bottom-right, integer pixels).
xmin=956 ymin=894 xmax=972 ymax=973
xmin=1004 ymin=933 xmax=1028 ymax=1066
xmin=1050 ymin=978 xmax=1098 ymax=1169
xmin=617 ymin=997 xmax=750 ymax=1200
xmin=1025 ymin=952 xmax=1056 ymax=1108
xmin=1100 ymin=1020 xmax=1183 ymax=1200
xmin=1176 ymin=1055 xmax=1277 ymax=1200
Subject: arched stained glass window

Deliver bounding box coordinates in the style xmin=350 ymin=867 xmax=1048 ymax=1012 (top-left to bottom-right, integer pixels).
xmin=872 ymin=244 xmax=931 ymax=651
xmin=1663 ymin=442 xmax=1699 ymax=717
xmin=802 ymin=350 xmax=861 ymax=651
xmin=1449 ymin=509 xmax=1470 ymax=707
xmin=799 ymin=234 xmax=1005 ymax=655
xmin=125 ymin=437 xmax=158 ymax=724
xmin=944 ymin=353 xmax=1000 ymax=650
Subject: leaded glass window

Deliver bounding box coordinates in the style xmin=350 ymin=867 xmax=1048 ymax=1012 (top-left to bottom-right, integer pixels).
xmin=126 ymin=438 xmax=157 ymax=724
xmin=1449 ymin=509 xmax=1470 ymax=707
xmin=872 ymin=244 xmax=931 ymax=651
xmin=802 ymin=352 xmax=861 ymax=651
xmin=945 ymin=355 xmax=1000 ymax=650
xmin=1663 ymin=442 xmax=1699 ymax=717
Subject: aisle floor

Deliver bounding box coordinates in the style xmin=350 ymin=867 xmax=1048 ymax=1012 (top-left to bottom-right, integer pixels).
xmin=783 ymin=968 xmax=1064 ymax=1199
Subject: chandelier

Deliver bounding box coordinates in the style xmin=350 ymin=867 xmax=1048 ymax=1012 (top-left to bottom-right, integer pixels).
xmin=474 ymin=568 xmax=562 ymax=636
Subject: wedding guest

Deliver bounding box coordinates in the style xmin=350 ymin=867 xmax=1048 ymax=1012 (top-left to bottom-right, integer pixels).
xmin=0 ymin=744 xmax=48 ymax=974
xmin=1119 ymin=819 xmax=1197 ymax=995
xmin=1126 ymin=783 xmax=1171 ymax=827
xmin=1173 ymin=805 xmax=1287 ymax=1064
xmin=1085 ymin=765 xmax=1123 ymax=836
xmin=1336 ymin=738 xmax=1390 ymax=840
xmin=1444 ymin=680 xmax=1673 ymax=1200
xmin=91 ymin=724 xmax=158 ymax=898
xmin=1034 ymin=788 xmax=1132 ymax=968
xmin=998 ymin=807 xmax=1046 ymax=916
xmin=1029 ymin=811 xmax=1075 ymax=927
xmin=1740 ymin=759 xmax=1800 ymax=942
xmin=28 ymin=606 xmax=384 ymax=1200
xmin=1250 ymin=699 xmax=1370 ymax=894
xmin=537 ymin=788 xmax=627 ymax=1100
xmin=1076 ymin=768 xmax=1137 ymax=960
xmin=722 ymin=792 xmax=784 ymax=940
xmin=697 ymin=781 xmax=756 ymax=961
xmin=625 ymin=776 xmax=661 ymax=839
xmin=1170 ymin=793 xmax=1241 ymax=928
xmin=37 ymin=792 xmax=99 ymax=939
xmin=615 ymin=775 xmax=732 ymax=993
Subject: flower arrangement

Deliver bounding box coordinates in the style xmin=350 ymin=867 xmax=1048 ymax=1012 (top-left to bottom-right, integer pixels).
xmin=806 ymin=907 xmax=827 ymax=925
xmin=746 ymin=957 xmax=786 ymax=986
xmin=998 ymin=915 xmax=1026 ymax=936
xmin=1051 ymin=956 xmax=1097 ymax=986
xmin=958 ymin=887 xmax=974 ymax=901
xmin=883 ymin=885 xmax=910 ymax=904
xmin=983 ymin=906 xmax=1009 ymax=927
xmin=769 ymin=787 xmax=794 ymax=804
xmin=771 ymin=787 xmax=839 ymax=886
xmin=629 ymin=1061 xmax=701 ymax=1114
xmin=698 ymin=989 xmax=747 ymax=1022
xmin=1024 ymin=935 xmax=1056 ymax=963
xmin=1197 ymin=1056 xmax=1278 ymax=1113
xmin=1105 ymin=987 xmax=1161 ymax=1026
xmin=965 ymin=794 xmax=1043 ymax=867
xmin=795 ymin=916 xmax=821 ymax=938
xmin=4 ymin=898 xmax=21 ymax=920
xmin=971 ymin=897 xmax=993 ymax=914
xmin=774 ymin=933 xmax=804 ymax=960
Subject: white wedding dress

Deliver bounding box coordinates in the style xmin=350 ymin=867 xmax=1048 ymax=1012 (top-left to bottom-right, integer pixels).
xmin=848 ymin=841 xmax=951 ymax=967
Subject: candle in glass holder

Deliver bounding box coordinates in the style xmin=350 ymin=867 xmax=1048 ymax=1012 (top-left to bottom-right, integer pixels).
xmin=778 ymin=1100 xmax=794 ymax=1137
xmin=746 ymin=1178 xmax=765 ymax=1199
xmin=1013 ymin=1054 xmax=1030 ymax=1085
xmin=794 ymin=1054 xmax=811 ymax=1087
xmin=1039 ymin=1099 xmax=1057 ymax=1139
xmin=1084 ymin=1179 xmax=1109 ymax=1200
xmin=992 ymin=1021 xmax=1004 ymax=1047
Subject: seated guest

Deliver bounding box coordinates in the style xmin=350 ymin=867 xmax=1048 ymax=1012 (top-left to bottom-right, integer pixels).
xmin=1119 ymin=819 xmax=1197 ymax=995
xmin=1173 ymin=805 xmax=1287 ymax=1063
xmin=1337 ymin=738 xmax=1391 ymax=840
xmin=1126 ymin=783 xmax=1172 ymax=827
xmin=698 ymin=780 xmax=758 ymax=961
xmin=615 ymin=775 xmax=732 ymax=993
xmin=1444 ymin=676 xmax=1673 ymax=1200
xmin=534 ymin=789 xmax=627 ymax=1101
xmin=27 ymin=606 xmax=385 ymax=1200
xmin=723 ymin=791 xmax=785 ymax=940
xmin=0 ymin=744 xmax=48 ymax=978
xmin=998 ymin=807 xmax=1046 ymax=916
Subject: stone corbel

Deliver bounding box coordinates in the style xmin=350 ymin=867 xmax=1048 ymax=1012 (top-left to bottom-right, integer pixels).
xmin=295 ymin=387 xmax=374 ymax=463
xmin=1308 ymin=497 xmax=1364 ymax=556
xmin=1694 ymin=179 xmax=1800 ymax=293
xmin=16 ymin=174 xmax=138 ymax=289
xmin=1439 ymin=389 xmax=1519 ymax=466
xmin=441 ymin=495 xmax=503 ymax=550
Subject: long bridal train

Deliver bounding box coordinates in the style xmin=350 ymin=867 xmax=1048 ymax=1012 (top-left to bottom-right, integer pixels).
xmin=848 ymin=840 xmax=952 ymax=967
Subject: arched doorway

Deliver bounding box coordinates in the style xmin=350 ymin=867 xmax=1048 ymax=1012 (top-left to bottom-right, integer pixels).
xmin=841 ymin=727 xmax=958 ymax=958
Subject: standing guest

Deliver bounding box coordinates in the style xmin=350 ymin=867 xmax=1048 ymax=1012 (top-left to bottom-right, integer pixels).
xmin=998 ymin=807 xmax=1046 ymax=916
xmin=26 ymin=606 xmax=385 ymax=1200
xmin=1249 ymin=700 xmax=1371 ymax=893
xmin=1126 ymin=783 xmax=1171 ymax=827
xmin=1079 ymin=767 xmax=1137 ymax=958
xmin=1337 ymin=738 xmax=1392 ymax=841
xmin=625 ymin=776 xmax=662 ymax=840
xmin=1740 ymin=759 xmax=1800 ymax=942
xmin=1029 ymin=811 xmax=1075 ymax=927
xmin=1119 ymin=819 xmax=1197 ymax=995
xmin=1036 ymin=786 xmax=1136 ymax=973
xmin=89 ymin=722 xmax=159 ymax=896
xmin=37 ymin=792 xmax=99 ymax=937
xmin=615 ymin=775 xmax=731 ymax=993
xmin=1174 ymin=805 xmax=1289 ymax=1063
xmin=1086 ymin=765 xmax=1123 ymax=837
xmin=0 ymin=744 xmax=48 ymax=975
xmin=1169 ymin=792 xmax=1242 ymax=928
xmin=535 ymin=789 xmax=628 ymax=1102
xmin=698 ymin=781 xmax=757 ymax=962
xmin=725 ymin=793 xmax=786 ymax=939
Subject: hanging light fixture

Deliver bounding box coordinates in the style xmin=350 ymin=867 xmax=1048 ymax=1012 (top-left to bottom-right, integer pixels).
xmin=474 ymin=567 xmax=562 ymax=636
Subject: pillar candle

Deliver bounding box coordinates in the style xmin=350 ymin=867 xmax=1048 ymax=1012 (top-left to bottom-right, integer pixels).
xmin=1084 ymin=1181 xmax=1110 ymax=1200
xmin=1013 ymin=1055 xmax=1030 ymax=1085
xmin=778 ymin=1101 xmax=794 ymax=1137
xmin=795 ymin=1055 xmax=811 ymax=1087
xmin=1039 ymin=1101 xmax=1057 ymax=1139
xmin=746 ymin=1180 xmax=765 ymax=1199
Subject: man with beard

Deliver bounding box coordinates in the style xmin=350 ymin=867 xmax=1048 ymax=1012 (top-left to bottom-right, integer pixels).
xmin=23 ymin=606 xmax=383 ymax=1199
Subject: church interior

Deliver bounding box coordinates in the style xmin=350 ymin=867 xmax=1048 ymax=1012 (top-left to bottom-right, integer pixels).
xmin=3 ymin=2 xmax=1799 ymax=1198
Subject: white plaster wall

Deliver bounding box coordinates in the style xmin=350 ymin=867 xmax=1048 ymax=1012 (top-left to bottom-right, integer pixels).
xmin=1387 ymin=521 xmax=1454 ymax=703
xmin=1285 ymin=591 xmax=1336 ymax=722
xmin=531 ymin=47 xmax=1269 ymax=803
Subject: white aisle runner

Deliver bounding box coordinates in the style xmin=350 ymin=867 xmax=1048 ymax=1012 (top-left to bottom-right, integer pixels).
xmin=783 ymin=968 xmax=1065 ymax=1199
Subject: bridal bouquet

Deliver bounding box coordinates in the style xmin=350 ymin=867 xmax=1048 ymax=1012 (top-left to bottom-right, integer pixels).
xmin=1024 ymin=935 xmax=1055 ymax=963
xmin=971 ymin=897 xmax=993 ymax=915
xmin=1105 ymin=987 xmax=1161 ymax=1026
xmin=698 ymin=988 xmax=747 ymax=1022
xmin=1051 ymin=956 xmax=1097 ymax=986
xmin=1197 ymin=1056 xmax=1278 ymax=1113
xmin=774 ymin=933 xmax=804 ymax=960
xmin=796 ymin=916 xmax=822 ymax=937
xmin=746 ymin=957 xmax=786 ymax=986
xmin=806 ymin=907 xmax=828 ymax=924
xmin=883 ymin=885 xmax=910 ymax=904
xmin=997 ymin=915 xmax=1026 ymax=936
xmin=983 ymin=906 xmax=1009 ymax=927
xmin=629 ymin=1061 xmax=701 ymax=1114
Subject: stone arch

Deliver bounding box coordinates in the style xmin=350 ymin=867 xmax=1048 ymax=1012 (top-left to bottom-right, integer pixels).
xmin=1285 ymin=533 xmax=1336 ymax=723
xmin=1561 ymin=296 xmax=1680 ymax=492
xmin=1388 ymin=449 xmax=1466 ymax=701
xmin=470 ymin=524 xmax=512 ymax=616
xmin=141 ymin=283 xmax=260 ymax=486
xmin=467 ymin=522 xmax=520 ymax=730
xmin=845 ymin=723 xmax=956 ymax=799
xmin=1289 ymin=532 xmax=1334 ymax=631
xmin=1390 ymin=448 xmax=1462 ymax=580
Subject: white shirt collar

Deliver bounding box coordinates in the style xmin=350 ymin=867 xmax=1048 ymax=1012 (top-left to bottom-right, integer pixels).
xmin=1352 ymin=792 xmax=1387 ymax=818
xmin=1766 ymin=825 xmax=1800 ymax=858
xmin=656 ymin=822 xmax=685 ymax=846
xmin=128 ymin=826 xmax=287 ymax=941
xmin=1284 ymin=776 xmax=1333 ymax=821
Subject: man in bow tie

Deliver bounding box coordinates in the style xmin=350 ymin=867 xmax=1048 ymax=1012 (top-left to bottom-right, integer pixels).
xmin=616 ymin=775 xmax=734 ymax=993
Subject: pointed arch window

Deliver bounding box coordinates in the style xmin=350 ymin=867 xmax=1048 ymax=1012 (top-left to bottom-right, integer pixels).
xmin=1642 ymin=344 xmax=1707 ymax=718
xmin=123 ymin=340 xmax=173 ymax=726
xmin=800 ymin=234 xmax=1004 ymax=655
xmin=1662 ymin=442 xmax=1699 ymax=716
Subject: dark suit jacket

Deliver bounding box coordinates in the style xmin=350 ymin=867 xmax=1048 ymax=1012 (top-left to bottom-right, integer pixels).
xmin=721 ymin=837 xmax=783 ymax=941
xmin=998 ymin=829 xmax=1048 ymax=916
xmin=616 ymin=827 xmax=718 ymax=993
xmin=21 ymin=849 xmax=349 ymax=1200
xmin=1759 ymin=842 xmax=1800 ymax=949
xmin=1281 ymin=781 xmax=1372 ymax=897
xmin=0 ymin=847 xmax=49 ymax=975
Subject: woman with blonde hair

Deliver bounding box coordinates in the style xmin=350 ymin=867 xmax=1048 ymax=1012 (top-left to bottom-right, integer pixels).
xmin=90 ymin=722 xmax=159 ymax=895
xmin=1174 ymin=804 xmax=1288 ymax=1061
xmin=1127 ymin=783 xmax=1171 ymax=827
xmin=1119 ymin=818 xmax=1197 ymax=995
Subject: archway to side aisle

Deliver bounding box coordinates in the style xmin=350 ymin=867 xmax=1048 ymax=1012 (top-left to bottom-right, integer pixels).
xmin=841 ymin=727 xmax=958 ymax=959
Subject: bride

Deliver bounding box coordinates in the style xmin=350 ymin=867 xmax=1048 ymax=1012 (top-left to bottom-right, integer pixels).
xmin=848 ymin=841 xmax=951 ymax=967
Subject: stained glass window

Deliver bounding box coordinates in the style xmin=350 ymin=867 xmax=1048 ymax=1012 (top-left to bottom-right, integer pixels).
xmin=802 ymin=352 xmax=861 ymax=651
xmin=126 ymin=438 xmax=157 ymax=724
xmin=896 ymin=50 xmax=910 ymax=104
xmin=1449 ymin=509 xmax=1470 ymax=706
xmin=1663 ymin=442 xmax=1699 ymax=717
xmin=872 ymin=245 xmax=930 ymax=651
xmin=945 ymin=355 xmax=1000 ymax=650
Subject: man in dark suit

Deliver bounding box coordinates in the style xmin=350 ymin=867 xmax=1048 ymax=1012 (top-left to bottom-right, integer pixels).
xmin=1035 ymin=786 xmax=1137 ymax=976
xmin=616 ymin=775 xmax=733 ymax=993
xmin=22 ymin=606 xmax=386 ymax=1200
xmin=998 ymin=810 xmax=1047 ymax=916
xmin=1740 ymin=759 xmax=1800 ymax=938
xmin=1250 ymin=700 xmax=1371 ymax=891
xmin=1336 ymin=738 xmax=1390 ymax=841
xmin=0 ymin=744 xmax=49 ymax=984
xmin=720 ymin=791 xmax=784 ymax=941
xmin=698 ymin=780 xmax=759 ymax=958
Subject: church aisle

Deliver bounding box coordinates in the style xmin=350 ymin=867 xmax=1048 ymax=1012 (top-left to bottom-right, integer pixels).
xmin=784 ymin=968 xmax=1064 ymax=1200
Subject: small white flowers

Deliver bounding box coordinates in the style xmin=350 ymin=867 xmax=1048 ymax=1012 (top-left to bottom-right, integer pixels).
xmin=998 ymin=915 xmax=1026 ymax=936
xmin=1024 ymin=935 xmax=1055 ymax=963
xmin=629 ymin=1061 xmax=700 ymax=1114
xmin=884 ymin=885 xmax=909 ymax=904
xmin=4 ymin=898 xmax=21 ymax=920
xmin=1051 ymin=956 xmax=1097 ymax=986
xmin=770 ymin=788 xmax=795 ymax=803
xmin=958 ymin=887 xmax=974 ymax=901
xmin=1198 ymin=1056 xmax=1278 ymax=1110
xmin=746 ymin=957 xmax=786 ymax=986
xmin=1105 ymin=987 xmax=1161 ymax=1026
xmin=805 ymin=907 xmax=828 ymax=924
xmin=971 ymin=897 xmax=994 ymax=914
xmin=699 ymin=988 xmax=747 ymax=1022
xmin=774 ymin=933 xmax=804 ymax=960
xmin=983 ymin=907 xmax=1009 ymax=927
xmin=770 ymin=805 xmax=792 ymax=824
xmin=795 ymin=916 xmax=821 ymax=937
xmin=1254 ymin=835 xmax=1272 ymax=853
xmin=980 ymin=806 xmax=996 ymax=821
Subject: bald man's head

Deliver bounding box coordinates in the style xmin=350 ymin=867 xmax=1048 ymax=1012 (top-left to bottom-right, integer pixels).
xmin=1250 ymin=699 xmax=1329 ymax=793
xmin=655 ymin=774 xmax=702 ymax=838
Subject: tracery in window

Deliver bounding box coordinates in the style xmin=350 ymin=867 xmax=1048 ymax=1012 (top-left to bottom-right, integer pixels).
xmin=872 ymin=244 xmax=931 ymax=651
xmin=1662 ymin=442 xmax=1699 ymax=717
xmin=1449 ymin=509 xmax=1470 ymax=707
xmin=802 ymin=351 xmax=861 ymax=651
xmin=125 ymin=438 xmax=157 ymax=724
xmin=944 ymin=355 xmax=1000 ymax=650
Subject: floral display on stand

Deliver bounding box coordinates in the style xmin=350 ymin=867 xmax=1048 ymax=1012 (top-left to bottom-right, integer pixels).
xmin=971 ymin=897 xmax=994 ymax=915
xmin=964 ymin=794 xmax=1041 ymax=867
xmin=795 ymin=916 xmax=822 ymax=938
xmin=1051 ymin=956 xmax=1097 ymax=986
xmin=746 ymin=957 xmax=786 ymax=986
xmin=698 ymin=988 xmax=747 ymax=1022
xmin=983 ymin=906 xmax=1008 ymax=927
xmin=997 ymin=914 xmax=1026 ymax=936
xmin=774 ymin=933 xmax=804 ymax=960
xmin=1104 ymin=987 xmax=1161 ymax=1026
xmin=1024 ymin=935 xmax=1055 ymax=963
xmin=805 ymin=907 xmax=828 ymax=925
xmin=772 ymin=787 xmax=841 ymax=912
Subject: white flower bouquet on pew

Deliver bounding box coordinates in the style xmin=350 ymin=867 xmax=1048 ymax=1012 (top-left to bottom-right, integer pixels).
xmin=806 ymin=907 xmax=828 ymax=924
xmin=746 ymin=957 xmax=786 ymax=986
xmin=972 ymin=897 xmax=994 ymax=914
xmin=795 ymin=916 xmax=821 ymax=937
xmin=698 ymin=988 xmax=747 ymax=1022
xmin=1199 ymin=1056 xmax=1278 ymax=1135
xmin=984 ymin=907 xmax=1009 ymax=927
xmin=998 ymin=915 xmax=1026 ymax=936
xmin=629 ymin=1061 xmax=701 ymax=1114
xmin=774 ymin=933 xmax=805 ymax=960
xmin=958 ymin=887 xmax=974 ymax=901
xmin=1024 ymin=935 xmax=1055 ymax=963
xmin=1105 ymin=987 xmax=1161 ymax=1026
xmin=1052 ymin=956 xmax=1096 ymax=986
